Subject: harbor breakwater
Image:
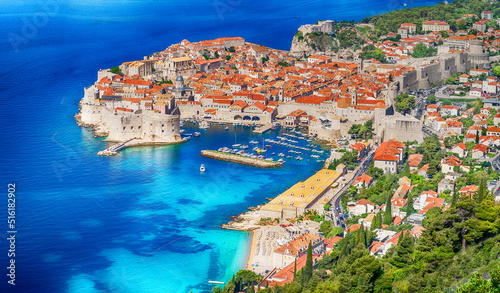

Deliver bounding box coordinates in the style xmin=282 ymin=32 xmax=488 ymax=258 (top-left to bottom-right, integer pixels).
xmin=201 ymin=150 xmax=282 ymax=168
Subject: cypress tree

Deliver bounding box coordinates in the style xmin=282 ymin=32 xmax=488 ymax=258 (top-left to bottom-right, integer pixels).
xmin=302 ymin=241 xmax=313 ymax=283
xmin=476 ymin=131 xmax=479 ymax=144
xmin=477 ymin=177 xmax=486 ymax=203
xmin=247 ymin=278 xmax=255 ymax=293
xmin=384 ymin=196 xmax=393 ymax=225
xmin=406 ymin=194 xmax=414 ymax=215
xmin=451 ymin=188 xmax=458 ymax=207
xmin=293 ymin=258 xmax=297 ymax=280
xmin=403 ymin=161 xmax=410 ymax=177
xmin=355 ymin=226 xmax=361 ymax=245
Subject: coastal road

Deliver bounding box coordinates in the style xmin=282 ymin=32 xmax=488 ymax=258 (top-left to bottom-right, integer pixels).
xmin=490 ymin=152 xmax=500 ymax=196
xmin=327 ymin=150 xmax=375 ymax=227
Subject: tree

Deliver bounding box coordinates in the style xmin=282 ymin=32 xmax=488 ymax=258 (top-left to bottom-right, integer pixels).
xmin=427 ymin=94 xmax=437 ymax=104
xmin=402 ymin=161 xmax=410 ymax=177
xmin=476 ymin=177 xmax=486 ymax=203
xmin=451 ymin=188 xmax=458 ymax=207
xmin=228 ymin=46 xmax=235 ymax=52
xmin=302 ymin=242 xmax=313 ymax=283
xmin=225 ymin=55 xmax=231 ymax=60
xmin=394 ymin=93 xmax=416 ymax=115
xmin=110 ymin=66 xmax=122 ymax=75
xmin=384 ymin=196 xmax=392 ymax=225
xmin=214 ymin=51 xmax=219 ymax=58
xmin=493 ymin=65 xmax=500 ymax=77
xmin=391 ymin=232 xmax=414 ymax=268
xmin=389 ymin=74 xmax=393 ymax=82
xmin=360 ymin=44 xmax=385 ymax=62
xmin=412 ymin=43 xmax=436 ymax=58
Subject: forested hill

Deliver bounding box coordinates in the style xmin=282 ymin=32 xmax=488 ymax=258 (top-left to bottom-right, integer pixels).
xmin=364 ymin=0 xmax=500 ymax=34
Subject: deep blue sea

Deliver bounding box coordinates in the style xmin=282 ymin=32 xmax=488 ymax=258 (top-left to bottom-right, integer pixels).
xmin=0 ymin=0 xmax=445 ymax=292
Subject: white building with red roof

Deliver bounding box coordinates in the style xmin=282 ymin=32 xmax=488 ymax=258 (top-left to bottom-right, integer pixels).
xmin=347 ymin=198 xmax=376 ymax=216
xmin=373 ymin=140 xmax=405 ymax=174
xmin=352 ymin=174 xmax=373 ymax=189
xmin=451 ymin=142 xmax=467 ymax=158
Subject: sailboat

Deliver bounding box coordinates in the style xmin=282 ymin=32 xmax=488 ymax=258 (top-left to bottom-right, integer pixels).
xmin=200 ymin=164 xmax=205 ymax=172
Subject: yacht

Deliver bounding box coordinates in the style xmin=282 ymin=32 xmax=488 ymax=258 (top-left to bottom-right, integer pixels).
xmin=200 ymin=164 xmax=205 ymax=172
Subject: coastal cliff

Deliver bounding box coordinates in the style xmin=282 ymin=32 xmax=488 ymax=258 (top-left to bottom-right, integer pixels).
xmin=289 ymin=31 xmax=339 ymax=58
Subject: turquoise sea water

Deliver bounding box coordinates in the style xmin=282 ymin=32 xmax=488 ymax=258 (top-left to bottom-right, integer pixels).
xmin=0 ymin=0 xmax=445 ymax=292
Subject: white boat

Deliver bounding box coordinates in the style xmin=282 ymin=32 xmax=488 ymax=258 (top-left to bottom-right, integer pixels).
xmin=200 ymin=121 xmax=210 ymax=129
xmin=200 ymin=164 xmax=205 ymax=172
xmin=225 ymin=126 xmax=229 ymax=131
xmin=240 ymin=145 xmax=249 ymax=149
xmin=278 ymin=158 xmax=285 ymax=163
xmin=278 ymin=153 xmax=285 ymax=157
xmin=249 ymin=140 xmax=259 ymax=144
xmin=193 ymin=132 xmax=201 ymax=137
xmin=232 ymin=144 xmax=241 ymax=148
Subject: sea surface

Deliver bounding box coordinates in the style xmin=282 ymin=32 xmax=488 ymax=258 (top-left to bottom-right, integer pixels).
xmin=1 ymin=0 xmax=444 ymax=292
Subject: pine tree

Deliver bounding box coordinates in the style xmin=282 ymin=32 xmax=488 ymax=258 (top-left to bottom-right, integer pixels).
xmin=302 ymin=241 xmax=313 ymax=283
xmin=384 ymin=196 xmax=393 ymax=225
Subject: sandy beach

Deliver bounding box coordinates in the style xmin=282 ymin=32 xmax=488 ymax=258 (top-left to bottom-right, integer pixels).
xmin=246 ymin=229 xmax=258 ymax=270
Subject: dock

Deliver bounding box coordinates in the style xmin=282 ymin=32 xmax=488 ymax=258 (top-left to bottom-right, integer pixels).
xmin=253 ymin=123 xmax=272 ymax=134
xmin=201 ymin=150 xmax=282 ymax=168
xmin=97 ymin=137 xmax=185 ymax=156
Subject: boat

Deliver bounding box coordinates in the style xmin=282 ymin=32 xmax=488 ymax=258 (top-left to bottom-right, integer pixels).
xmin=249 ymin=140 xmax=259 ymax=144
xmin=271 ymin=152 xmax=276 ymax=155
xmin=200 ymin=121 xmax=210 ymax=129
xmin=278 ymin=153 xmax=285 ymax=157
xmin=232 ymin=144 xmax=241 ymax=148
xmin=193 ymin=132 xmax=201 ymax=137
xmin=240 ymin=145 xmax=249 ymax=149
xmin=225 ymin=126 xmax=229 ymax=131
xmin=265 ymin=145 xmax=272 ymax=148
xmin=200 ymin=164 xmax=205 ymax=172
xmin=208 ymin=281 xmax=225 ymax=285
xmin=278 ymin=158 xmax=285 ymax=163
xmin=295 ymin=156 xmax=303 ymax=161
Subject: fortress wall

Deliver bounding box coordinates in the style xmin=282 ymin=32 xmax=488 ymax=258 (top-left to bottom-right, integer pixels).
xmin=142 ymin=113 xmax=181 ymax=142
xmin=106 ymin=114 xmax=144 ymax=141
xmin=277 ymin=101 xmax=334 ymax=118
xmin=80 ymin=104 xmax=103 ymax=125
xmin=383 ymin=119 xmax=423 ymax=143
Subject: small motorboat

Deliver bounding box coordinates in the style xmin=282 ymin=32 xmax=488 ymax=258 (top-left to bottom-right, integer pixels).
xmin=200 ymin=164 xmax=205 ymax=172
xmin=232 ymin=144 xmax=241 ymax=148
xmin=193 ymin=132 xmax=201 ymax=137
xmin=225 ymin=126 xmax=229 ymax=131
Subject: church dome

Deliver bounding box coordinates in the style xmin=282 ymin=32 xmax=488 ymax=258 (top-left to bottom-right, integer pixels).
xmin=176 ymin=75 xmax=184 ymax=82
